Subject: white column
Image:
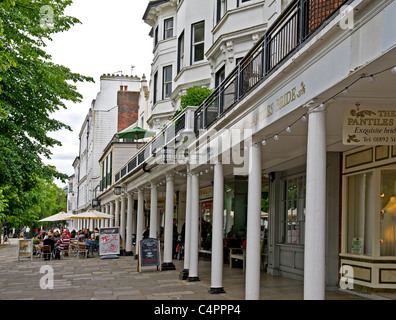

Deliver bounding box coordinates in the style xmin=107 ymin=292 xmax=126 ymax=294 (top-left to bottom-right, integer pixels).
xmin=162 ymin=174 xmax=176 ymax=270
xmin=210 ymin=163 xmax=225 ymax=293
xmin=136 ymin=189 xmax=144 ymax=252
xmin=126 ymin=193 xmax=134 ymax=255
xmin=114 ymin=198 xmax=120 ymax=227
xmin=149 ymin=182 xmax=158 ymax=239
xmin=109 ymin=202 xmax=114 ymax=227
xmin=304 ymin=105 xmax=327 ymax=300
xmin=188 ymin=173 xmax=200 ymax=282
xmin=245 ymin=142 xmax=262 ymax=300
xmin=120 ymin=195 xmax=126 ymax=250
xmin=105 ymin=204 xmax=109 ymax=228
xmin=180 ymin=172 xmax=192 ymax=280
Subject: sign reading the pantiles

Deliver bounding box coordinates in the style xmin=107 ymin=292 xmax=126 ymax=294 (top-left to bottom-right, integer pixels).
xmin=343 ymin=108 xmax=396 ymax=145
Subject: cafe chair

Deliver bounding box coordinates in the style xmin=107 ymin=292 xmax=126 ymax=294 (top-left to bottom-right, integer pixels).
xmin=77 ymin=243 xmax=88 ymax=259
xmin=41 ymin=245 xmax=52 ymax=261
xmin=59 ymin=244 xmax=70 ymax=259
xmin=69 ymin=241 xmax=78 ymax=257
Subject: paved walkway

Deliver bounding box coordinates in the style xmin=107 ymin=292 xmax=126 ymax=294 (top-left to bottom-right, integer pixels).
xmin=0 ymin=238 xmax=390 ymax=300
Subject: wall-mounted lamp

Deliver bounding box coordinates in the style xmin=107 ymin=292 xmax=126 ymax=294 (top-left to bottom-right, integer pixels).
xmin=92 ymin=199 xmax=100 ymax=208
xmin=114 ymin=186 xmax=122 ymax=196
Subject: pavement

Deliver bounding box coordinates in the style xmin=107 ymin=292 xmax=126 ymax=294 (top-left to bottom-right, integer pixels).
xmin=0 ymin=238 xmax=393 ymax=301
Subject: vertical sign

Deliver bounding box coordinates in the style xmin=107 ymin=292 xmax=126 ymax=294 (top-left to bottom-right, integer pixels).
xmin=99 ymin=227 xmax=120 ymax=256
xmin=351 ymin=237 xmax=363 ymax=255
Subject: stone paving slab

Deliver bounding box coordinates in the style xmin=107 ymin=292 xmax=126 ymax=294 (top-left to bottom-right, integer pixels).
xmin=0 ymin=239 xmax=379 ymax=301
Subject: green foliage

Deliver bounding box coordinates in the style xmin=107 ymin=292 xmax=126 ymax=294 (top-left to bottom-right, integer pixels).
xmin=0 ymin=188 xmax=7 ymax=221
xmin=6 ymin=177 xmax=67 ymax=231
xmin=0 ymin=0 xmax=93 ymax=224
xmin=180 ymin=86 xmax=212 ymax=109
xmin=173 ymin=86 xmax=212 ymax=120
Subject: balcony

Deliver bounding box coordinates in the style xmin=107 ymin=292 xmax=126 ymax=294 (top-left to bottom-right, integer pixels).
xmin=113 ymin=106 xmax=197 ymax=184
xmin=195 ymin=0 xmax=348 ymax=135
xmin=113 ymin=0 xmax=349 ymax=186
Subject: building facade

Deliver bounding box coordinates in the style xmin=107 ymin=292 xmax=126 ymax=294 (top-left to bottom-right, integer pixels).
xmin=71 ymin=74 xmax=148 ymax=218
xmin=95 ymin=0 xmax=396 ymax=300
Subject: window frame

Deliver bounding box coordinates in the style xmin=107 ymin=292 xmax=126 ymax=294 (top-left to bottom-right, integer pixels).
xmin=191 ymin=21 xmax=205 ymax=64
xmin=153 ymin=71 xmax=158 ymax=105
xmin=177 ymin=30 xmax=185 ymax=74
xmin=162 ymin=65 xmax=173 ymax=100
xmin=164 ymin=17 xmax=174 ymax=40
xmin=281 ymin=173 xmax=306 ymax=245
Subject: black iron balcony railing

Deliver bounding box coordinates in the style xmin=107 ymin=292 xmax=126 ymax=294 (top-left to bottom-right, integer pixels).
xmin=195 ymin=0 xmax=348 ymax=135
xmin=111 ymin=0 xmax=347 ymax=187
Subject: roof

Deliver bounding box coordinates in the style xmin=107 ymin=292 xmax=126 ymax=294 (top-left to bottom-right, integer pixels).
xmin=142 ymin=0 xmax=171 ymax=21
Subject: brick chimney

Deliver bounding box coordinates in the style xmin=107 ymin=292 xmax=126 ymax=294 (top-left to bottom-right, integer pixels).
xmin=117 ymin=89 xmax=140 ymax=132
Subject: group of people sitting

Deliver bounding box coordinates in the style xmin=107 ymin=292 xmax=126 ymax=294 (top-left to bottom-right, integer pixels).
xmin=35 ymin=227 xmax=99 ymax=260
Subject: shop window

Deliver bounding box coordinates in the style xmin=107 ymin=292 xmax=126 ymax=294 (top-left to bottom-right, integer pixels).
xmin=380 ymin=170 xmax=396 ymax=256
xmin=346 ymin=172 xmax=374 ymax=256
xmin=282 ymin=174 xmax=306 ymax=245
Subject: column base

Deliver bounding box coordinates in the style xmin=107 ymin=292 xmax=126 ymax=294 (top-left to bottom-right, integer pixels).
xmin=161 ymin=262 xmax=176 ymax=271
xmin=179 ymin=269 xmax=189 ymax=280
xmin=124 ymin=251 xmax=133 ymax=256
xmin=209 ymin=287 xmax=226 ymax=294
xmin=187 ymin=276 xmax=200 ymax=282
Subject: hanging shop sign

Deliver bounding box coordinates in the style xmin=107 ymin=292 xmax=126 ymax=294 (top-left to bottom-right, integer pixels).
xmin=343 ymin=107 xmax=396 ymax=145
xmin=199 ymin=186 xmax=213 ymax=200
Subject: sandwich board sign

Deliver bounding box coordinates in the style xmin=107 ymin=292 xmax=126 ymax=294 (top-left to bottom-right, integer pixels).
xmin=99 ymin=227 xmax=120 ymax=259
xmin=138 ymin=238 xmax=161 ymax=272
xmin=17 ymin=239 xmax=33 ymax=261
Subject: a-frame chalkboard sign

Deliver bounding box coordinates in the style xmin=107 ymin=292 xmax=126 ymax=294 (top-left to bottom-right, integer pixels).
xmin=138 ymin=238 xmax=162 ymax=272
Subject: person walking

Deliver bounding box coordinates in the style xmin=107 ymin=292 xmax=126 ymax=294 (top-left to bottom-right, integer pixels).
xmin=25 ymin=226 xmax=30 ymax=239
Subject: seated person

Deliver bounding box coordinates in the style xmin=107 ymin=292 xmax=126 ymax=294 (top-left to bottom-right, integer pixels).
xmin=53 ymin=232 xmax=70 ymax=259
xmin=85 ymin=238 xmax=98 ymax=257
xmin=42 ymin=233 xmax=56 ymax=260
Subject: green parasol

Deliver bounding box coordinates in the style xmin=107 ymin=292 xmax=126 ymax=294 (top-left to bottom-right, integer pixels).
xmin=117 ymin=126 xmax=155 ymax=140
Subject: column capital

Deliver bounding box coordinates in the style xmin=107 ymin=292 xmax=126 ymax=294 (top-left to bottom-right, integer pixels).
xmin=306 ymin=103 xmax=327 ymax=114
xmin=126 ymin=192 xmax=133 ymax=200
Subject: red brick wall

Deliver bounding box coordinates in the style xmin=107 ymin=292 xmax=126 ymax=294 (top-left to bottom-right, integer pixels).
xmin=117 ymin=91 xmax=139 ymax=132
xmin=309 ymin=0 xmax=344 ymax=34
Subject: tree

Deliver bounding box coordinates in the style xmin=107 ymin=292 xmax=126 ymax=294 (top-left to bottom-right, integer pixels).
xmin=0 ymin=1 xmax=93 ymax=231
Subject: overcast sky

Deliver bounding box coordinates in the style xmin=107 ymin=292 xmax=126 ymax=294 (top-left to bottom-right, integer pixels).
xmin=43 ymin=0 xmax=153 ymax=188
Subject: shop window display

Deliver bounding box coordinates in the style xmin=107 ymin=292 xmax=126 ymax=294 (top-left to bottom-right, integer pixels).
xmin=380 ymin=170 xmax=396 ymax=256
xmin=345 ymin=167 xmax=396 ymax=257
xmin=346 ymin=172 xmax=374 ymax=256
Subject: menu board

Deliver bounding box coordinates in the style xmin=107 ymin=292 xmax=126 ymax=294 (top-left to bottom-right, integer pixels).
xmin=17 ymin=239 xmax=33 ymax=261
xmin=99 ymin=227 xmax=120 ymax=256
xmin=138 ymin=238 xmax=161 ymax=272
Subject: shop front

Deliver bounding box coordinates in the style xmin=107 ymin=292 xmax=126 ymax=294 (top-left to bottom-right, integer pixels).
xmin=341 ymin=146 xmax=396 ymax=291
